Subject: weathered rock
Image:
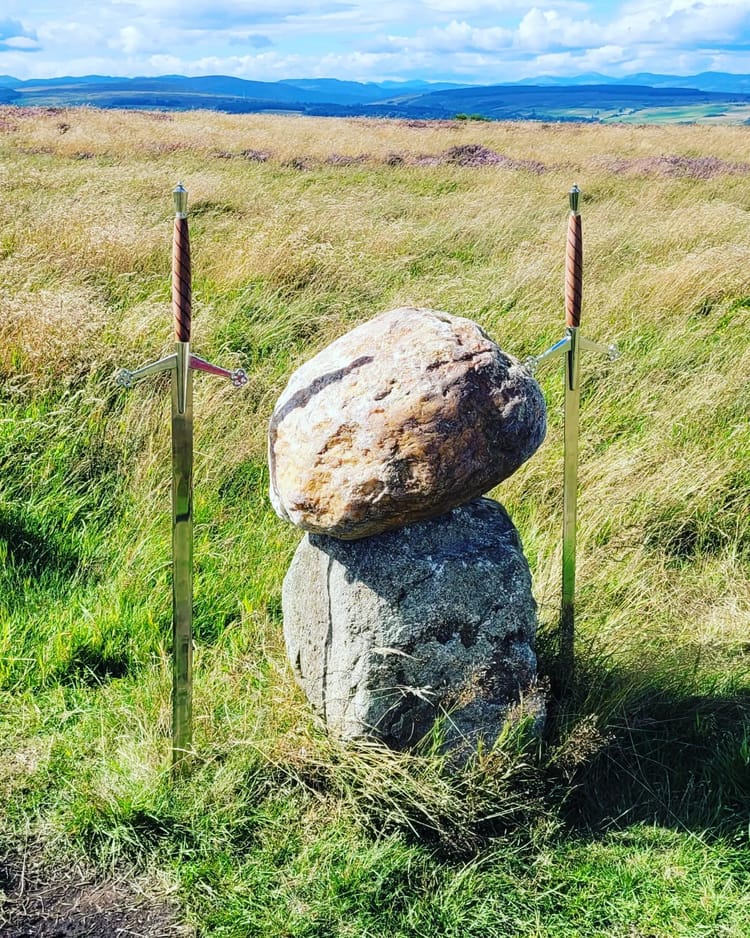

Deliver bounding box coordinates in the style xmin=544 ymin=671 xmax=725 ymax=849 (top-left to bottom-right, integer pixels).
xmin=283 ymin=497 xmax=543 ymax=753
xmin=269 ymin=307 xmax=546 ymax=539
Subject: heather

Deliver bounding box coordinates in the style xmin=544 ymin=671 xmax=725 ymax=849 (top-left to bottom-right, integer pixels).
xmin=0 ymin=107 xmax=748 ymax=937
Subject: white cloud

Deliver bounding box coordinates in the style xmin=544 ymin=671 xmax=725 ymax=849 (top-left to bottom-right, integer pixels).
xmin=607 ymin=0 xmax=750 ymax=45
xmin=517 ymin=8 xmax=603 ymax=50
xmin=381 ymin=20 xmax=514 ymax=54
xmin=125 ymin=0 xmax=354 ymax=28
xmin=0 ymin=15 xmax=39 ymax=51
xmin=36 ymin=19 xmax=106 ymax=50
xmin=0 ymin=17 xmax=33 ymax=38
xmin=420 ymin=0 xmax=526 ymax=12
xmin=114 ymin=25 xmax=158 ymax=55
xmin=1 ymin=0 xmax=750 ymax=83
xmin=1 ymin=36 xmax=40 ymax=49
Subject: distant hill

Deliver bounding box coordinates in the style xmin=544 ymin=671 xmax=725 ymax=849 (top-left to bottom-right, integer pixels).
xmin=10 ymin=75 xmax=337 ymax=105
xmin=512 ymin=71 xmax=750 ymax=94
xmin=2 ymin=72 xmax=750 ymax=122
xmin=0 ymin=74 xmax=467 ymax=109
xmin=377 ymin=79 xmax=471 ymax=93
xmin=278 ymin=79 xmax=394 ymax=104
xmin=390 ymin=82 xmax=750 ymax=120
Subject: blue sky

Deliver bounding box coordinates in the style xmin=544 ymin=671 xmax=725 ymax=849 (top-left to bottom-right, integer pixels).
xmin=1 ymin=1 xmax=750 ymax=82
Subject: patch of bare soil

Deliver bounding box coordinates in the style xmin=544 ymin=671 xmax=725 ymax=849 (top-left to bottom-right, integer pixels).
xmin=0 ymin=851 xmax=194 ymax=938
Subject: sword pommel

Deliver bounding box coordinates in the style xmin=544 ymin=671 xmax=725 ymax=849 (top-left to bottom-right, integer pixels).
xmin=172 ymin=184 xmax=191 ymax=343
xmin=565 ymin=185 xmax=582 ymax=328
xmin=173 ymin=182 xmax=188 ymax=219
xmin=569 ymin=183 xmax=580 ymax=216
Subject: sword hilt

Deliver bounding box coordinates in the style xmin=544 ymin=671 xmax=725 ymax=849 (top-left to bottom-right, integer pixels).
xmin=565 ymin=184 xmax=582 ymax=328
xmin=173 ymin=183 xmax=191 ymax=343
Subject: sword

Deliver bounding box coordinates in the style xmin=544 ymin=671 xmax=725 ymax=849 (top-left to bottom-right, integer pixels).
xmin=526 ymin=185 xmax=619 ymax=674
xmin=117 ymin=183 xmax=248 ymax=776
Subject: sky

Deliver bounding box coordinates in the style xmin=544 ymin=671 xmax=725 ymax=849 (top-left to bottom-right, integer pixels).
xmin=1 ymin=0 xmax=750 ymax=84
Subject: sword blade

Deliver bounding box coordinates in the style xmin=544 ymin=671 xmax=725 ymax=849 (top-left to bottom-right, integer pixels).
xmin=172 ymin=341 xmax=193 ymax=774
xmin=561 ymin=327 xmax=580 ymax=672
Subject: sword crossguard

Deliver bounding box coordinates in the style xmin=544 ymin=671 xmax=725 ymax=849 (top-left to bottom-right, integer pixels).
xmin=189 ymin=355 xmax=248 ymax=388
xmin=528 ymin=332 xmax=619 ymax=374
xmin=577 ymin=335 xmax=620 ymax=361
xmin=116 ymin=353 xmax=248 ymax=391
xmin=115 ymin=353 xmax=178 ymax=388
xmin=524 ymin=334 xmax=571 ymax=374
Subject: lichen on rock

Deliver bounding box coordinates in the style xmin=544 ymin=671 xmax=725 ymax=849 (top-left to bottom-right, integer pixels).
xmin=268 ymin=306 xmax=546 ymax=540
xmin=282 ymin=498 xmax=544 ymax=754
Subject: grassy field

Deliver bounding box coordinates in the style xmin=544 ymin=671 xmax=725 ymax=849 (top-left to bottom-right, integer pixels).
xmin=531 ymin=103 xmax=750 ymax=123
xmin=598 ymin=103 xmax=750 ymax=124
xmin=0 ymin=106 xmax=749 ymax=936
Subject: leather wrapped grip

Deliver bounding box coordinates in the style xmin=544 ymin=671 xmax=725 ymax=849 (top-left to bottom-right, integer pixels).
xmin=172 ymin=217 xmax=192 ymax=342
xmin=565 ymin=212 xmax=582 ymax=328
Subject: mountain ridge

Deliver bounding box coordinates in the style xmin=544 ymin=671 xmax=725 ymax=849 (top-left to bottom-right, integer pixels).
xmin=2 ymin=72 xmax=750 ymax=122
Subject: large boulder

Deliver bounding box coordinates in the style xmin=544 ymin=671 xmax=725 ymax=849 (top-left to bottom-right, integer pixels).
xmin=282 ymin=497 xmax=543 ymax=752
xmin=269 ymin=307 xmax=546 ymax=539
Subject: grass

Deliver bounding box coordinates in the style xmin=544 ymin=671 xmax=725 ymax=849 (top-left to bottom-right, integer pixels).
xmin=0 ymin=106 xmax=749 ymax=936
xmin=598 ymin=104 xmax=745 ymax=123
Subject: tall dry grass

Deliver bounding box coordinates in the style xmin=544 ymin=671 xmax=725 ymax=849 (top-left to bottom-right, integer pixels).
xmin=0 ymin=106 xmax=749 ymax=936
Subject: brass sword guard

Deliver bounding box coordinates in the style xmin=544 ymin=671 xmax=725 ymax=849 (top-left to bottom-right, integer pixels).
xmin=117 ymin=353 xmax=248 ymax=395
xmin=525 ymin=329 xmax=619 ymax=375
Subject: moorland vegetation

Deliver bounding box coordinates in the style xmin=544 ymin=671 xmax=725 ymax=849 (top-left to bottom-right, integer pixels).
xmin=0 ymin=107 xmax=749 ymax=936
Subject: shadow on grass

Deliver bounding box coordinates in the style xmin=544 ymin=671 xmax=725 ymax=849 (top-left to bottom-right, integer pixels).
xmin=540 ymin=641 xmax=750 ymax=840
xmin=0 ymin=508 xmax=81 ymax=577
xmin=264 ymin=635 xmax=749 ymax=859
